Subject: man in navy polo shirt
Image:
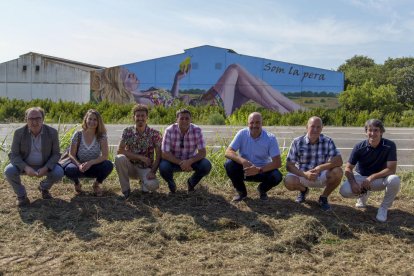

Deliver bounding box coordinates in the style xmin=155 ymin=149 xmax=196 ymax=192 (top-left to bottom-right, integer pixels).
xmin=224 ymin=112 xmax=283 ymax=201
xmin=340 ymin=119 xmax=400 ymax=222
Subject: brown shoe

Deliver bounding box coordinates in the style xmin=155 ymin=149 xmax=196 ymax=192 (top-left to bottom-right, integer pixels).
xmin=93 ymin=182 xmax=103 ymax=197
xmin=74 ymin=184 xmax=83 ymax=195
xmin=38 ymin=186 xmax=53 ymax=199
xmin=17 ymin=196 xmax=30 ymax=207
xmin=232 ymin=193 xmax=247 ymax=202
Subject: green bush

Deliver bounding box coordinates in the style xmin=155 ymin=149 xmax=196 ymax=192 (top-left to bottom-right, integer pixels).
xmin=58 ymin=124 xmax=79 ymax=151
xmin=0 ymin=98 xmax=28 ymax=122
xmin=208 ymin=113 xmax=226 ymax=125
xmin=1 ymin=97 xmax=414 ymax=127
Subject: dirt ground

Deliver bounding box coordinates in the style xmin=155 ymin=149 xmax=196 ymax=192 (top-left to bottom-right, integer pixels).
xmin=1 ymin=176 xmax=413 ymax=275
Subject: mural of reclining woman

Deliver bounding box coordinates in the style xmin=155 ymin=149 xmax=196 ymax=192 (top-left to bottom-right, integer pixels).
xmin=91 ymin=66 xmax=176 ymax=106
xmin=91 ymin=62 xmax=303 ymax=115
xmin=198 ymin=64 xmax=304 ymax=115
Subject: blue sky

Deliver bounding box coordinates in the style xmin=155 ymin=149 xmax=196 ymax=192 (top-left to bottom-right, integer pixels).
xmin=0 ymin=0 xmax=413 ymax=70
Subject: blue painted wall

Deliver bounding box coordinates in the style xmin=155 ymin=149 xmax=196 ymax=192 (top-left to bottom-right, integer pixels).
xmin=122 ymin=45 xmax=344 ymax=93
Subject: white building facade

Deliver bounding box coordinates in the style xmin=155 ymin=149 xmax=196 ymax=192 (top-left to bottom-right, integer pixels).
xmin=0 ymin=52 xmax=103 ymax=103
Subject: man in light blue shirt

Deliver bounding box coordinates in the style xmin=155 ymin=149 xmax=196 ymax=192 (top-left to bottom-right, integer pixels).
xmin=224 ymin=112 xmax=283 ymax=201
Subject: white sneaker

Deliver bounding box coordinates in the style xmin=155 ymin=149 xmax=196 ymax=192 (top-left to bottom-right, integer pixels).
xmin=355 ymin=192 xmax=369 ymax=208
xmin=376 ymin=207 xmax=388 ymax=222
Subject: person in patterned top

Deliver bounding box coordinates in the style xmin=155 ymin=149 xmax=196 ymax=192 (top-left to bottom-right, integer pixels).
xmin=115 ymin=104 xmax=162 ymax=200
xmin=160 ymin=109 xmax=212 ymax=193
xmin=63 ymin=109 xmax=113 ymax=197
xmin=284 ymin=116 xmax=343 ymax=211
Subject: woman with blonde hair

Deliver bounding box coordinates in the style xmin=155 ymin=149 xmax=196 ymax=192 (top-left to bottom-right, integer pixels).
xmin=91 ymin=67 xmax=135 ymax=104
xmin=91 ymin=66 xmax=175 ymax=106
xmin=63 ymin=109 xmax=113 ymax=196
xmin=91 ymin=63 xmax=303 ymax=116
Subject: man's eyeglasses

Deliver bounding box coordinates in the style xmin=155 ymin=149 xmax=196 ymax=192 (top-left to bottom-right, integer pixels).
xmin=180 ymin=137 xmax=184 ymax=148
xmin=27 ymin=117 xmax=42 ymax=122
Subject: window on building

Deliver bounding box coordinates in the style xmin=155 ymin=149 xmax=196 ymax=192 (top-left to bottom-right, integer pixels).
xmin=215 ymin=63 xmax=222 ymax=70
xmin=192 ymin=62 xmax=198 ymax=69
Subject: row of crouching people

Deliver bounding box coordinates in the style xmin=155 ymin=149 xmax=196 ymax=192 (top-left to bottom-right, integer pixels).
xmin=4 ymin=105 xmax=400 ymax=223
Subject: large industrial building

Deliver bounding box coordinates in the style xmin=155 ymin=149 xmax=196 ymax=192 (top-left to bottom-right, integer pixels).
xmin=114 ymin=45 xmax=344 ymax=93
xmin=1 ymin=46 xmax=344 ymax=114
xmin=0 ymin=52 xmax=103 ymax=103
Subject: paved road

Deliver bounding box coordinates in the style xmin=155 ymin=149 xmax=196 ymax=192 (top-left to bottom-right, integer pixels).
xmin=1 ymin=124 xmax=413 ymax=171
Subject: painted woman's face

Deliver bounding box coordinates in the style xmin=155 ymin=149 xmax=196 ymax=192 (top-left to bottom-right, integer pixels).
xmin=121 ymin=68 xmax=140 ymax=92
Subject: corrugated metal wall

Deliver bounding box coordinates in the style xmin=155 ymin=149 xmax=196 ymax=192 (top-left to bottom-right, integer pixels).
xmin=0 ymin=53 xmax=91 ymax=103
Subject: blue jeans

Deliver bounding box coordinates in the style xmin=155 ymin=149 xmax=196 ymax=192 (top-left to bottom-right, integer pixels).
xmin=159 ymin=158 xmax=212 ymax=189
xmin=224 ymin=159 xmax=283 ymax=196
xmin=4 ymin=163 xmax=64 ymax=198
xmin=64 ymin=160 xmax=113 ymax=185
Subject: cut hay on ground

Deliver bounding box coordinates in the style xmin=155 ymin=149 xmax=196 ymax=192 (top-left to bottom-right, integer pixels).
xmin=1 ymin=175 xmax=413 ymax=275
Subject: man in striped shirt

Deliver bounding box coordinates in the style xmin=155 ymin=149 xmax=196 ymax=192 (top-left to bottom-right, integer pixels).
xmin=160 ymin=109 xmax=212 ymax=193
xmin=284 ymin=116 xmax=343 ymax=211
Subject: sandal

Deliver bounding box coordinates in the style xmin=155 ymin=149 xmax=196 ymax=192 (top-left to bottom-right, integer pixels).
xmin=74 ymin=184 xmax=83 ymax=195
xmin=93 ymin=182 xmax=103 ymax=197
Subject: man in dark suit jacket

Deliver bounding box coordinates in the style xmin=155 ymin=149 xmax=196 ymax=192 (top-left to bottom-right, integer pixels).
xmin=4 ymin=107 xmax=64 ymax=206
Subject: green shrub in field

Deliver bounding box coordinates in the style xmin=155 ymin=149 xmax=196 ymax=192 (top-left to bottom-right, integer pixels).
xmin=278 ymin=149 xmax=288 ymax=176
xmin=58 ymin=124 xmax=80 ymax=151
xmin=49 ymin=101 xmax=84 ymax=123
xmin=1 ymin=97 xmax=414 ymax=127
xmin=148 ymin=103 xmax=225 ymax=125
xmin=225 ymin=103 xmax=271 ymax=125
xmin=0 ymin=98 xmax=27 ymax=122
xmin=97 ymin=101 xmax=134 ymax=123
xmin=398 ymin=110 xmax=414 ymax=127
xmin=207 ymin=113 xmax=226 ymax=125
xmin=207 ymin=146 xmax=227 ymax=179
xmin=0 ymin=132 xmax=11 ymax=171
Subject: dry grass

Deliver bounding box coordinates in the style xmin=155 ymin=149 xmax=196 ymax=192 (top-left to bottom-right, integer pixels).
xmin=1 ymin=174 xmax=413 ymax=275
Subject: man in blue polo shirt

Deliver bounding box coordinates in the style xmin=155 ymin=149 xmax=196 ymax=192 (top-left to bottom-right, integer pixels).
xmin=339 ymin=119 xmax=400 ymax=222
xmin=224 ymin=112 xmax=283 ymax=201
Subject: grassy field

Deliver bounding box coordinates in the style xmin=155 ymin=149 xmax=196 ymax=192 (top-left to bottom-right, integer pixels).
xmin=1 ymin=171 xmax=413 ymax=275
xmin=181 ymin=94 xmax=340 ymax=110
xmin=290 ymin=97 xmax=339 ymax=109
